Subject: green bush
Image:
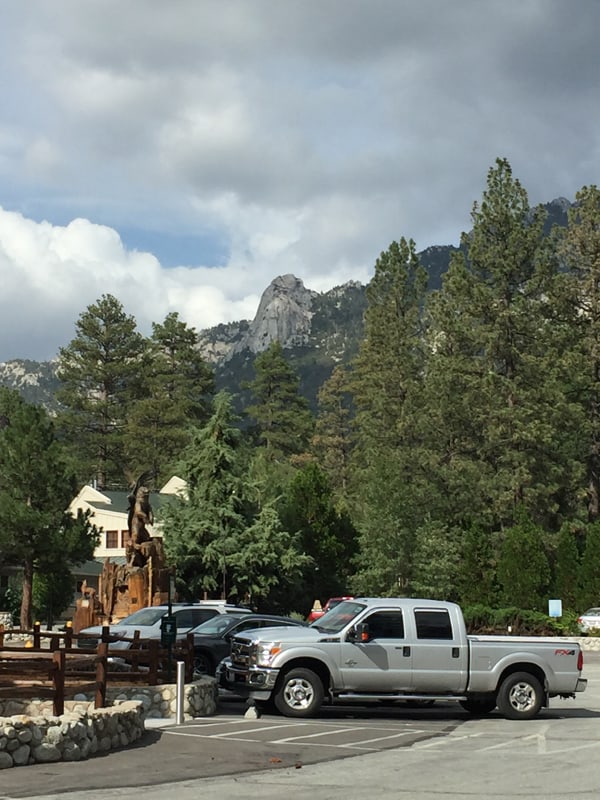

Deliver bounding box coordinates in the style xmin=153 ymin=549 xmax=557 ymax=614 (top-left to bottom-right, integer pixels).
xmin=462 ymin=604 xmax=580 ymax=636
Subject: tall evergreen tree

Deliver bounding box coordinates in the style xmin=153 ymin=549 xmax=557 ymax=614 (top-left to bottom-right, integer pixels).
xmin=410 ymin=520 xmax=462 ymax=601
xmin=578 ymin=522 xmax=600 ymax=610
xmin=558 ymin=185 xmax=600 ymax=521
xmin=553 ymin=523 xmax=581 ymax=611
xmin=311 ymin=365 xmax=354 ymax=508
xmin=246 ymin=341 xmax=314 ymax=462
xmin=161 ymin=391 xmax=248 ymax=599
xmin=0 ymin=389 xmax=97 ymax=628
xmin=124 ymin=312 xmax=215 ymax=484
xmin=162 ymin=391 xmax=308 ymax=604
xmin=424 ymin=158 xmax=576 ymax=533
xmin=279 ymin=462 xmax=358 ymax=614
xmin=348 ymin=237 xmax=428 ymax=592
xmin=56 ymin=294 xmax=146 ymax=488
xmin=496 ymin=510 xmax=550 ymax=611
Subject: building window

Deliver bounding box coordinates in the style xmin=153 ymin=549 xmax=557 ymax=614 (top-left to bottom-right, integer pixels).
xmin=121 ymin=530 xmax=129 ymax=548
xmin=106 ymin=530 xmax=118 ymax=548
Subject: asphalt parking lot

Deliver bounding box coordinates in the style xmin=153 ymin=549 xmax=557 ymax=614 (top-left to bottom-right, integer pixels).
xmin=3 ymin=652 xmax=600 ymax=800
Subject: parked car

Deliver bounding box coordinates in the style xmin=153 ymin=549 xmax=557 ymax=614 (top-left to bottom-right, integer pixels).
xmin=190 ymin=612 xmax=305 ymax=677
xmin=307 ymin=596 xmax=354 ymax=623
xmin=76 ymin=601 xmax=251 ymax=650
xmin=577 ymin=607 xmax=600 ymax=633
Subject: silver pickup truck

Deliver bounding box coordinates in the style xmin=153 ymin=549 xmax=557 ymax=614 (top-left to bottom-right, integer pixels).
xmin=217 ymin=597 xmax=587 ymax=720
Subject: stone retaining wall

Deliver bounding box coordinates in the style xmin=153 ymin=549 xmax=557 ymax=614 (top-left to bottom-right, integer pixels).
xmin=0 ymin=678 xmax=218 ymax=770
xmin=0 ymin=700 xmax=144 ymax=769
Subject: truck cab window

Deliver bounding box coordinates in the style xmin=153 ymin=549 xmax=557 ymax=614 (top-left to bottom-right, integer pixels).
xmin=365 ymin=611 xmax=404 ymax=639
xmin=414 ymin=609 xmax=453 ymax=639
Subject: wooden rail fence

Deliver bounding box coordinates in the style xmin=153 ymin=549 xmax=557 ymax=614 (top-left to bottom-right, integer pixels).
xmin=0 ymin=623 xmax=195 ymax=716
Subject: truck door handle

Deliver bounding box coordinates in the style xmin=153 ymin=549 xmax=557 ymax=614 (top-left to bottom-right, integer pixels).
xmin=403 ymin=646 xmax=411 ymax=657
xmin=452 ymin=647 xmax=460 ymax=658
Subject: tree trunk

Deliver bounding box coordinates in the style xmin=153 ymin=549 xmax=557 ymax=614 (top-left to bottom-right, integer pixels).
xmin=20 ymin=559 xmax=33 ymax=630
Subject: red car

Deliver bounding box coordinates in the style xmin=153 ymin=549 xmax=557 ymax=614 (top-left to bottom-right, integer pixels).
xmin=308 ymin=596 xmax=354 ymax=623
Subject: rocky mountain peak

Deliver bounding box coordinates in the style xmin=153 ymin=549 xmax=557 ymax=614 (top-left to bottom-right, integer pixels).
xmin=233 ymin=274 xmax=318 ymax=355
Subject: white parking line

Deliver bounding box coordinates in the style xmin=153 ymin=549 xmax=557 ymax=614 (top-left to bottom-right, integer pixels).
xmin=344 ymin=730 xmax=428 ymax=750
xmin=413 ymin=732 xmax=484 ymax=749
xmin=213 ymin=724 xmax=302 ymax=738
xmin=273 ymin=726 xmax=358 ymax=743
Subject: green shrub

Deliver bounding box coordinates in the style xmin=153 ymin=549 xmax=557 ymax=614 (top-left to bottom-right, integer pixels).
xmin=462 ymin=604 xmax=580 ymax=636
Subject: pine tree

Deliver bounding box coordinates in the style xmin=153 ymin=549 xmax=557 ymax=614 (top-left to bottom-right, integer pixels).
xmin=56 ymin=294 xmax=146 ymax=488
xmin=558 ymin=185 xmax=600 ymax=521
xmin=348 ymin=237 xmax=428 ymax=592
xmin=311 ymin=365 xmax=353 ymax=507
xmin=578 ymin=522 xmax=600 ymax=610
xmin=246 ymin=341 xmax=314 ymax=462
xmin=0 ymin=389 xmax=98 ymax=628
xmin=227 ymin=505 xmax=311 ymax=610
xmin=161 ymin=391 xmax=308 ymax=605
xmin=497 ymin=510 xmax=550 ymax=611
xmin=351 ymin=237 xmax=427 ymax=454
xmin=553 ymin=523 xmax=581 ymax=611
xmin=410 ymin=520 xmax=462 ymax=601
xmin=124 ymin=312 xmax=215 ymax=484
xmin=279 ymin=462 xmax=358 ymax=614
xmin=161 ymin=391 xmax=248 ymax=599
xmin=424 ymin=158 xmax=575 ymax=532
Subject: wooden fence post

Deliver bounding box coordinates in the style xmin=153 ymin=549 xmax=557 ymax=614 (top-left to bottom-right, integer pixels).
xmin=0 ymin=624 xmax=4 ymax=648
xmin=95 ymin=642 xmax=108 ymax=709
xmin=101 ymin=624 xmax=111 ymax=643
xmin=186 ymin=632 xmax=194 ymax=682
xmin=65 ymin=621 xmax=73 ymax=648
xmin=148 ymin=639 xmax=159 ymax=685
xmin=52 ymin=650 xmax=65 ymax=716
xmin=33 ymin=621 xmax=41 ymax=649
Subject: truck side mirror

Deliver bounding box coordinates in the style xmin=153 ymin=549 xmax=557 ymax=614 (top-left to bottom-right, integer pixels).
xmin=348 ymin=622 xmax=370 ymax=643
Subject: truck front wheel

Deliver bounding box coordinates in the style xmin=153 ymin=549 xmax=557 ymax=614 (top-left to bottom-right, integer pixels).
xmin=274 ymin=668 xmax=324 ymax=718
xmin=497 ymin=672 xmax=543 ymax=720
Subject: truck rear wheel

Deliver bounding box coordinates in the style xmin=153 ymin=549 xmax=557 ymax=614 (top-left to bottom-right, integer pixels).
xmin=274 ymin=668 xmax=324 ymax=718
xmin=497 ymin=672 xmax=543 ymax=720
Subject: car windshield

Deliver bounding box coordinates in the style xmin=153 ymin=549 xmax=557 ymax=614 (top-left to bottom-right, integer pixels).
xmin=119 ymin=608 xmax=167 ymax=626
xmin=192 ymin=615 xmax=244 ymax=635
xmin=584 ymin=608 xmax=600 ymax=616
xmin=310 ymin=601 xmax=366 ymax=633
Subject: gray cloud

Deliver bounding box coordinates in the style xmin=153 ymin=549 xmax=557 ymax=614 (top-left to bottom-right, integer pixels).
xmin=0 ymin=0 xmax=598 ymax=361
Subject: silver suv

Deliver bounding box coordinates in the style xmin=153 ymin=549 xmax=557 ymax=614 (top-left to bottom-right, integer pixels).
xmin=77 ymin=601 xmax=251 ymax=649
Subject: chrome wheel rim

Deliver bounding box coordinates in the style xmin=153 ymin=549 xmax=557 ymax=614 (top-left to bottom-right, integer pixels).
xmin=283 ymin=677 xmax=314 ymax=710
xmin=508 ymin=681 xmax=536 ymax=712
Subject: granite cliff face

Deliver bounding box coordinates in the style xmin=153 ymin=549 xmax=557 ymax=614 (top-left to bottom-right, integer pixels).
xmin=240 ymin=274 xmax=318 ymax=354
xmin=196 ymin=274 xmax=320 ymax=363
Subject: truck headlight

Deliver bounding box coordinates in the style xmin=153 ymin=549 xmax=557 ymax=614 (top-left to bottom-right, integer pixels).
xmin=250 ymin=642 xmax=282 ymax=667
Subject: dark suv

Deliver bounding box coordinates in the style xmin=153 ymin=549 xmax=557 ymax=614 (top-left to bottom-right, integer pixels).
xmin=190 ymin=613 xmax=304 ymax=676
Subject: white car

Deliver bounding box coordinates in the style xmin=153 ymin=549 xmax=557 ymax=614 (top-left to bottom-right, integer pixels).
xmin=76 ymin=601 xmax=251 ymax=649
xmin=577 ymin=608 xmax=600 ymax=634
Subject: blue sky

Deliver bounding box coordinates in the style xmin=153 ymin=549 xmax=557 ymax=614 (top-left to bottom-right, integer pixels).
xmin=0 ymin=0 xmax=598 ymax=361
